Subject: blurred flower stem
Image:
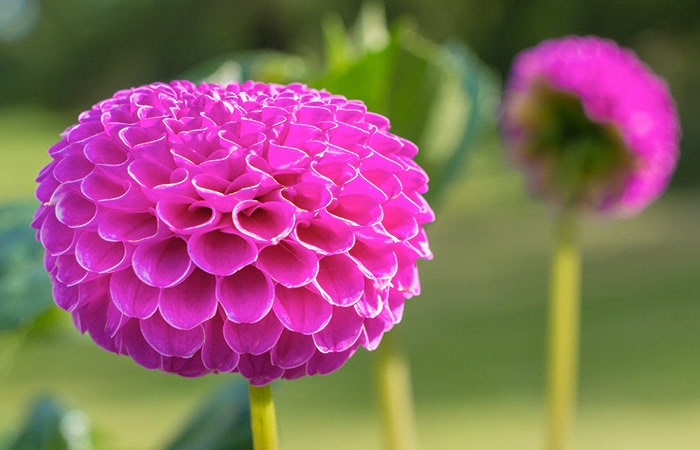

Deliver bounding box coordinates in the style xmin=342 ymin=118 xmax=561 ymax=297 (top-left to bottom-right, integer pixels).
xmin=248 ymin=384 xmax=278 ymax=450
xmin=547 ymin=209 xmax=581 ymax=450
xmin=376 ymin=331 xmax=418 ymax=450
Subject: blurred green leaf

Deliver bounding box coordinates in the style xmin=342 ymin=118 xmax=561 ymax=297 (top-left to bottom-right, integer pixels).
xmin=164 ymin=382 xmax=252 ymax=450
xmin=6 ymin=396 xmax=91 ymax=450
xmin=0 ymin=203 xmax=53 ymax=333
xmin=181 ymin=50 xmax=309 ymax=85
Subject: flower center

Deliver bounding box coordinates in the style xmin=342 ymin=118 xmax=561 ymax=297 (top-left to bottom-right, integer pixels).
xmin=515 ymin=80 xmax=636 ymax=208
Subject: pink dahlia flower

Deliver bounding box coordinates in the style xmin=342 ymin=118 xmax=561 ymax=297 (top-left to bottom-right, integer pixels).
xmin=501 ymin=36 xmax=680 ymax=216
xmin=32 ymin=81 xmax=433 ymax=385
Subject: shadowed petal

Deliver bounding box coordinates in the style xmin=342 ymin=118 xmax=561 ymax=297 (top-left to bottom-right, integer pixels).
xmin=314 ymin=254 xmax=364 ymax=307
xmin=222 ymin=311 xmax=283 ymax=355
xmin=132 ymin=237 xmax=192 ymax=288
xmin=270 ymin=329 xmax=316 ymax=369
xmin=306 ymin=347 xmax=356 ymax=376
xmin=188 ymin=229 xmax=256 ymax=276
xmin=257 ymin=241 xmax=318 ymax=288
xmin=159 ymin=269 xmax=217 ymax=330
xmin=75 ymin=232 xmax=127 ymax=273
xmin=110 ymin=267 xmax=159 ymax=319
xmin=120 ymin=320 xmax=162 ymax=370
xmin=140 ymin=312 xmax=204 ymax=358
xmin=273 ymin=285 xmax=332 ymax=334
xmin=312 ymin=306 xmax=363 ymax=353
xmin=202 ymin=315 xmax=239 ymax=372
xmin=217 ymin=265 xmax=274 ymax=324
xmin=237 ymin=353 xmax=284 ymax=386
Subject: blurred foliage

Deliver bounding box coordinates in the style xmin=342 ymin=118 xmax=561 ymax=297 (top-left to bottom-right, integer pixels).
xmin=164 ymin=382 xmax=252 ymax=450
xmin=6 ymin=396 xmax=91 ymax=450
xmin=0 ymin=0 xmax=696 ymax=184
xmin=0 ymin=203 xmax=52 ymax=333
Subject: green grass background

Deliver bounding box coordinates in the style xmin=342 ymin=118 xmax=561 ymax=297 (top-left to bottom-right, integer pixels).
xmin=0 ymin=109 xmax=698 ymax=449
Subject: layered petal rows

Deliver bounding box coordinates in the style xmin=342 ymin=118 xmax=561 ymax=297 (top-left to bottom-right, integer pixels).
xmin=501 ymin=36 xmax=680 ymax=216
xmin=33 ymin=80 xmax=433 ymax=385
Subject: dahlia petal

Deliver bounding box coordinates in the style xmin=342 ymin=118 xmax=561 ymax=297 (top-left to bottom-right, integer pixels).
xmin=282 ymin=123 xmax=323 ymax=147
xmin=294 ymin=218 xmax=355 ymax=255
xmin=217 ymin=265 xmax=274 ymax=323
xmin=163 ymin=352 xmax=209 ymax=378
xmin=75 ymin=232 xmax=127 ymax=273
xmin=159 ymin=269 xmax=217 ymax=330
xmin=267 ymin=142 xmax=310 ymax=170
xmin=281 ymin=364 xmax=309 ymax=380
xmin=98 ymin=210 xmax=159 ymax=243
xmin=360 ymin=316 xmax=388 ymax=351
xmin=188 ymin=229 xmax=256 ymax=276
xmin=387 ymin=288 xmax=405 ymax=324
xmin=328 ymin=194 xmax=383 ymax=227
xmin=349 ymin=239 xmax=398 ymax=280
xmin=222 ymin=311 xmax=283 ymax=355
xmin=105 ymin=300 xmax=126 ymax=338
xmin=312 ymin=306 xmax=364 ymax=353
xmin=81 ymin=170 xmax=127 ymax=202
xmin=40 ymin=212 xmax=75 ymax=255
xmin=237 ymin=353 xmax=284 ymax=386
xmin=53 ymin=155 xmax=94 ymax=183
xmin=393 ymin=246 xmax=421 ymax=296
xmin=256 ymin=240 xmax=318 ymax=287
xmin=202 ymin=316 xmax=239 ymax=372
xmin=271 ymin=329 xmax=317 ymax=369
xmin=314 ymin=254 xmax=364 ymax=307
xmin=54 ymin=191 xmax=97 ymax=228
xmin=140 ymin=312 xmax=204 ymax=358
xmin=84 ymin=135 xmax=128 ymax=166
xmin=354 ymin=278 xmax=386 ymax=319
xmin=110 ymin=267 xmax=159 ymax=319
xmin=306 ymin=347 xmax=356 ymax=376
xmin=232 ymin=200 xmax=295 ymax=243
xmin=157 ymin=199 xmax=219 ymax=234
xmin=36 ymin=173 xmax=60 ymax=203
xmin=120 ymin=320 xmax=162 ymax=370
xmin=281 ymin=182 xmax=333 ymax=212
xmin=68 ymin=120 xmax=103 ymax=143
xmin=52 ymin=280 xmax=81 ymax=311
xmin=273 ymin=286 xmax=332 ymax=334
xmin=55 ymin=254 xmax=88 ymax=286
xmin=132 ymin=237 xmax=193 ymax=288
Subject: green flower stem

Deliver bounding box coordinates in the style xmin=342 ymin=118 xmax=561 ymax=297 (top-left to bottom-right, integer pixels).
xmin=248 ymin=384 xmax=278 ymax=450
xmin=376 ymin=331 xmax=418 ymax=450
xmin=547 ymin=209 xmax=581 ymax=450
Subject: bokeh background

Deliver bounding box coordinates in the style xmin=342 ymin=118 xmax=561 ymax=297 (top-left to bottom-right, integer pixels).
xmin=1 ymin=0 xmax=698 ymax=449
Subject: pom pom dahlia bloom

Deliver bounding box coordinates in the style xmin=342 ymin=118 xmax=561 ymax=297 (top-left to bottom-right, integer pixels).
xmin=501 ymin=36 xmax=680 ymax=216
xmin=32 ymin=80 xmax=433 ymax=385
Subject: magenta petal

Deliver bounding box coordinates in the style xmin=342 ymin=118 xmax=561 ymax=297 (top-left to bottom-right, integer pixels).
xmin=349 ymin=239 xmax=398 ymax=280
xmin=314 ymin=254 xmax=364 ymax=307
xmin=257 ymin=240 xmax=318 ymax=288
xmin=40 ymin=212 xmax=75 ymax=255
xmin=110 ymin=267 xmax=159 ymax=319
xmin=387 ymin=288 xmax=405 ymax=324
xmin=222 ymin=311 xmax=283 ymax=355
xmin=98 ymin=210 xmax=158 ymax=243
xmin=361 ymin=315 xmax=389 ymax=351
xmin=294 ymin=218 xmax=354 ymax=255
xmin=273 ymin=285 xmax=332 ymax=334
xmin=237 ymin=353 xmax=284 ymax=386
xmin=328 ymin=194 xmax=383 ymax=226
xmin=233 ymin=200 xmax=295 ymax=243
xmin=132 ymin=237 xmax=193 ymax=288
xmin=120 ymin=320 xmax=162 ymax=370
xmin=84 ymin=135 xmax=128 ymax=166
xmin=202 ymin=316 xmax=239 ymax=372
xmin=52 ymin=280 xmax=81 ymax=311
xmin=270 ymin=329 xmax=316 ymax=369
xmin=53 ymin=155 xmax=94 ymax=183
xmin=312 ymin=306 xmax=364 ymax=353
xmin=354 ymin=278 xmax=386 ymax=318
xmin=75 ymin=232 xmax=127 ymax=273
xmin=281 ymin=182 xmax=332 ymax=212
xmin=54 ymin=191 xmax=97 ymax=228
xmin=157 ymin=199 xmax=219 ymax=234
xmin=188 ymin=229 xmax=256 ymax=276
xmin=140 ymin=312 xmax=204 ymax=358
xmin=55 ymin=254 xmax=88 ymax=286
xmin=306 ymin=347 xmax=356 ymax=376
xmin=267 ymin=142 xmax=309 ymax=169
xmin=281 ymin=364 xmax=308 ymax=380
xmin=162 ymin=352 xmax=210 ymax=378
xmin=217 ymin=265 xmax=274 ymax=323
xmin=159 ymin=269 xmax=217 ymax=330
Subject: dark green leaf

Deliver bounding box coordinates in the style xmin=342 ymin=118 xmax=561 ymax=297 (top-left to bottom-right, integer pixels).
xmin=0 ymin=203 xmax=53 ymax=333
xmin=7 ymin=396 xmax=69 ymax=450
xmin=164 ymin=381 xmax=252 ymax=450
